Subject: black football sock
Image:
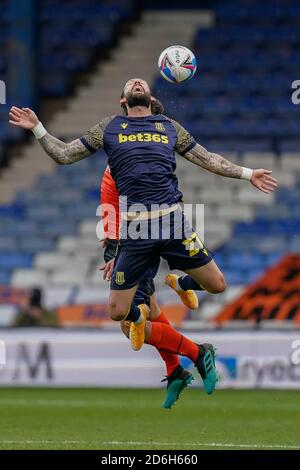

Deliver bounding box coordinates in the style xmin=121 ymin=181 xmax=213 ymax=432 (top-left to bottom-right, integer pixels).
xmin=125 ymin=303 xmax=142 ymax=323
xmin=178 ymin=275 xmax=204 ymax=291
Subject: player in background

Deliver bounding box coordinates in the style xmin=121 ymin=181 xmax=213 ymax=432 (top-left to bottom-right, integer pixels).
xmin=100 ymin=98 xmax=195 ymax=408
xmin=9 ymin=78 xmax=277 ymax=396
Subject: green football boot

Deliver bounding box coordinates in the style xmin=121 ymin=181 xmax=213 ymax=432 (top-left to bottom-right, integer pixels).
xmin=162 ymin=365 xmax=194 ymax=409
xmin=195 ymin=343 xmax=218 ymax=395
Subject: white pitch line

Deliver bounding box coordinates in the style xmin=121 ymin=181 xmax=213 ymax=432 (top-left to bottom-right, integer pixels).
xmin=103 ymin=441 xmax=300 ymax=450
xmin=0 ymin=440 xmax=299 ymax=449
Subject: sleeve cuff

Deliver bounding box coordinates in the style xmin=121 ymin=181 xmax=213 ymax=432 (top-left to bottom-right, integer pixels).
xmin=180 ymin=140 xmax=197 ymax=156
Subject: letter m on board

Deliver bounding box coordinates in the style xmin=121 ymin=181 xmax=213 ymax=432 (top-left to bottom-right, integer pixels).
xmin=14 ymin=342 xmax=54 ymax=380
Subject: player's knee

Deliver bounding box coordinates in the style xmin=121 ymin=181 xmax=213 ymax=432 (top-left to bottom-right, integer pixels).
xmin=109 ymin=302 xmax=127 ymax=322
xmin=208 ymin=273 xmax=227 ymax=294
xmin=215 ymin=273 xmax=227 ymax=293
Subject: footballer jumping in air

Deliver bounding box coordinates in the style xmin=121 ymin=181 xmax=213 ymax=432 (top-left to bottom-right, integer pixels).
xmin=101 ymin=163 xmax=195 ymax=409
xmin=100 ymin=97 xmax=197 ymax=408
xmin=9 ymin=78 xmax=278 ymax=397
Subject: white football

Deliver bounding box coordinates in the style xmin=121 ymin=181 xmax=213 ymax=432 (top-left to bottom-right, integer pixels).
xmin=158 ymin=45 xmax=197 ymax=84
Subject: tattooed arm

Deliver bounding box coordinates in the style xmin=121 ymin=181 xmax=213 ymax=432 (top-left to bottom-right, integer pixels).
xmin=184 ymin=143 xmax=278 ymax=192
xmin=171 ymin=117 xmax=242 ymax=178
xmin=184 ymin=143 xmax=242 ymax=178
xmin=9 ymin=106 xmax=92 ymax=164
xmin=171 ymin=118 xmax=278 ymax=193
xmin=38 ymin=134 xmax=90 ymax=165
xmin=8 ymin=106 xmax=106 ymax=164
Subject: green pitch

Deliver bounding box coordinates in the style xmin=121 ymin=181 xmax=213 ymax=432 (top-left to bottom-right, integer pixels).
xmin=0 ymin=388 xmax=299 ymax=450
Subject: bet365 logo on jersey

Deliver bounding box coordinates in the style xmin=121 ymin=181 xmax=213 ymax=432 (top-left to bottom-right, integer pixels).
xmin=118 ymin=132 xmax=169 ymax=144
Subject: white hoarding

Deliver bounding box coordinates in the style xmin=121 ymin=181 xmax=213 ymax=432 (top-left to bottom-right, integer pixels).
xmin=0 ymin=329 xmax=300 ymax=388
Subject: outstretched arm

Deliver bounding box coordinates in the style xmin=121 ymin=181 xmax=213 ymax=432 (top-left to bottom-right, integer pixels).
xmin=37 ymin=134 xmax=90 ymax=165
xmin=9 ymin=106 xmax=91 ymax=164
xmin=184 ymin=143 xmax=242 ymax=178
xmin=184 ymin=143 xmax=278 ymax=194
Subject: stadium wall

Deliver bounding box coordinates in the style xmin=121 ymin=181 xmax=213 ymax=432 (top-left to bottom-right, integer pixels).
xmin=0 ymin=330 xmax=300 ymax=389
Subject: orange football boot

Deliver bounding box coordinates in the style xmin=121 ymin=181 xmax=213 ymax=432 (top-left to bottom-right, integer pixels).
xmin=165 ymin=274 xmax=199 ymax=309
xmin=129 ymin=304 xmax=149 ymax=351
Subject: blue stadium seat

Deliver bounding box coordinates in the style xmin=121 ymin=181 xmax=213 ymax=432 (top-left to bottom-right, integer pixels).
xmin=289 ymin=238 xmax=300 ymax=252
xmin=41 ymin=222 xmax=77 ymax=237
xmin=225 ymin=253 xmax=264 ymax=270
xmin=0 ymin=252 xmax=32 ymax=269
xmin=0 ymin=237 xmax=18 ymax=251
xmin=243 ymin=268 xmax=264 ymax=283
xmin=223 ymin=271 xmax=245 ymax=285
xmin=3 ymin=221 xmax=39 ymax=236
xmin=26 ymin=205 xmax=62 ymax=221
xmin=18 ymin=237 xmax=55 ymax=254
xmin=62 ymin=203 xmax=97 ymax=221
xmin=0 ymin=204 xmax=24 ymax=218
xmin=0 ymin=271 xmax=11 ymax=285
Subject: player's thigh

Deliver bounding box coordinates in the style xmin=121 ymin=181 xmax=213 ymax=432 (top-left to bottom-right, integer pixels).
xmin=110 ymin=245 xmax=153 ymax=292
xmin=184 ymin=259 xmax=226 ymax=294
xmin=109 ymin=243 xmax=159 ymax=318
xmin=161 ymin=232 xmax=213 ymax=276
xmin=109 ymin=285 xmax=138 ymax=321
xmin=160 ymin=213 xmax=225 ymax=293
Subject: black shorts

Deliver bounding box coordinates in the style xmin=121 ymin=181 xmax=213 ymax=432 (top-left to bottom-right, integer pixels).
xmin=104 ymin=239 xmax=155 ymax=306
xmin=111 ymin=207 xmax=213 ymax=291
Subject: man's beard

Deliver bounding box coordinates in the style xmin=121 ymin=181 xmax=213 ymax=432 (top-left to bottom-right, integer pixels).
xmin=127 ymin=93 xmax=151 ymax=108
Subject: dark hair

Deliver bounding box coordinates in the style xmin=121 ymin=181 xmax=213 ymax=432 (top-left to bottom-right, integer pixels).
xmin=120 ymin=90 xmax=127 ymax=115
xmin=151 ymin=98 xmax=164 ymax=115
xmin=120 ymin=90 xmax=164 ymax=116
xmin=29 ymin=288 xmax=42 ymax=307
